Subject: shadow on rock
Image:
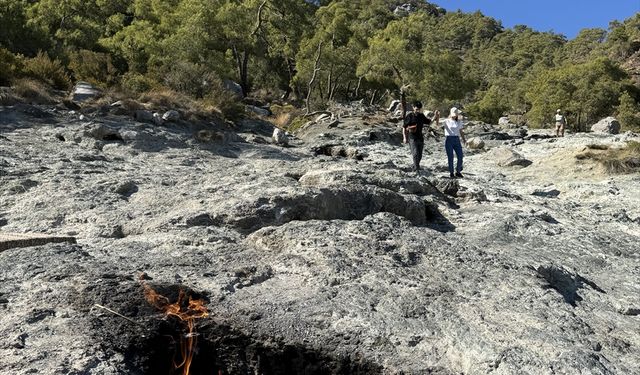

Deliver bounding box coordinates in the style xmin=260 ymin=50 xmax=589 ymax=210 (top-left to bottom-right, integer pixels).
xmin=219 ymin=185 xmax=451 ymax=234
xmin=535 ymin=265 xmax=605 ymax=307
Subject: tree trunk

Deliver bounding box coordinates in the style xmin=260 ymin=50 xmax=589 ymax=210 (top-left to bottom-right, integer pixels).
xmin=240 ymin=50 xmax=249 ymax=96
xmin=329 ymin=84 xmax=338 ymax=101
xmin=305 ymin=42 xmax=323 ymax=115
xmin=401 ymin=89 xmax=407 ymax=120
xmin=232 ymin=45 xmax=250 ymax=97
xmin=327 ymin=66 xmax=338 ymax=101
xmin=355 ymin=76 xmax=363 ymax=99
xmin=369 ymin=89 xmax=377 ymax=106
xmin=281 ymin=57 xmax=296 ymax=100
xmin=376 ymin=89 xmax=389 ymax=106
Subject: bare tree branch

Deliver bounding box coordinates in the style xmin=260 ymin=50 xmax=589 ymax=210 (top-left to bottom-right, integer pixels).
xmin=251 ymin=0 xmax=268 ymax=37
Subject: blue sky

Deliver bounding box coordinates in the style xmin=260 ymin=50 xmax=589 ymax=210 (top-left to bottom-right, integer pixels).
xmin=436 ymin=0 xmax=639 ymax=39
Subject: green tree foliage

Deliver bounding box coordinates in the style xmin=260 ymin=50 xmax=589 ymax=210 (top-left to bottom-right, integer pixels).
xmin=0 ymin=0 xmax=49 ymax=55
xmin=28 ymin=0 xmax=130 ymax=50
xmin=466 ymin=79 xmax=514 ymax=123
xmin=420 ymin=51 xmax=474 ymax=103
xmin=100 ymin=20 xmax=161 ymax=74
xmin=616 ymin=91 xmax=640 ymax=130
xmin=296 ymin=1 xmax=390 ymax=104
xmin=422 ymin=11 xmax=502 ymax=53
xmin=525 ymin=58 xmax=630 ymax=129
xmin=204 ymin=0 xmax=312 ymax=97
xmin=0 ymin=0 xmax=635 ymax=126
xmin=22 ymin=51 xmax=71 ymax=90
xmin=0 ymin=48 xmax=22 ymax=85
xmin=358 ymin=12 xmax=429 ymax=89
xmin=604 ymin=14 xmax=640 ymax=60
xmin=68 ymin=49 xmax=118 ymax=86
xmin=98 ymin=0 xmax=179 ymax=74
xmin=559 ymin=28 xmax=607 ymax=64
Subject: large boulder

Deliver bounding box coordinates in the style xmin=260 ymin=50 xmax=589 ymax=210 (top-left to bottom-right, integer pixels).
xmin=223 ymin=79 xmax=244 ymax=98
xmin=491 ymin=147 xmax=532 ymax=167
xmin=272 ymin=128 xmax=288 ymax=145
xmin=134 ymin=110 xmax=153 ymax=123
xmin=162 ymin=110 xmax=180 ymax=122
xmin=246 ymin=105 xmax=271 ymax=117
xmin=393 ymin=3 xmax=414 ymax=16
xmin=152 ymin=112 xmax=164 ymax=126
xmin=498 ymin=116 xmax=511 ymax=127
xmin=591 ymin=117 xmax=621 ymax=134
xmin=508 ymin=127 xmax=528 ymax=138
xmin=466 ymin=137 xmax=485 ymax=150
xmin=477 ymin=131 xmax=511 ymax=141
xmin=70 ymin=82 xmax=101 ymax=102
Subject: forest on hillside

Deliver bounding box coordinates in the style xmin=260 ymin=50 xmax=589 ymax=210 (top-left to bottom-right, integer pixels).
xmin=1 ymin=0 xmax=639 ymax=129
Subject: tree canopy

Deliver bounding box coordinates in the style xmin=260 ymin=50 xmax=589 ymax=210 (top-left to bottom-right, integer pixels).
xmin=0 ymin=0 xmax=638 ymax=129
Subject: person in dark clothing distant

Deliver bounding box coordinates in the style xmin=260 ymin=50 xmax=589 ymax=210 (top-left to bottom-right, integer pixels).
xmin=403 ymin=101 xmax=439 ymax=172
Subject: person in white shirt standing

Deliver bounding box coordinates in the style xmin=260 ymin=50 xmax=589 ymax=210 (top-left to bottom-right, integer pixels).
xmin=555 ymin=109 xmax=566 ymax=137
xmin=443 ymin=107 xmax=466 ymax=179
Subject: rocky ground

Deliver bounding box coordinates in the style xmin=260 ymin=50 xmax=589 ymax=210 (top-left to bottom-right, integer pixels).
xmin=0 ymin=102 xmax=639 ymax=375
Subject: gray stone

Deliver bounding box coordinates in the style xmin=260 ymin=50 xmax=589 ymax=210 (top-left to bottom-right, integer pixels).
xmin=112 ymin=181 xmax=138 ymax=196
xmin=466 ymin=137 xmax=485 ymax=150
xmin=498 ymin=116 xmax=511 ymax=127
xmin=162 ymin=110 xmax=180 ymax=122
xmin=70 ymin=81 xmax=101 ymax=102
xmin=223 ymin=79 xmax=244 ymax=98
xmin=393 ymin=3 xmax=414 ymax=16
xmin=591 ymin=117 xmax=621 ymax=134
xmin=531 ymin=188 xmax=561 ymax=198
xmin=434 ymin=177 xmax=459 ymax=196
xmin=478 ymin=131 xmax=511 ymax=140
xmin=246 ymin=105 xmax=270 ymax=117
xmin=134 ymin=110 xmax=153 ymax=122
xmin=327 ymin=120 xmax=340 ymax=128
xmin=152 ymin=112 xmax=164 ymax=126
xmin=272 ymin=128 xmax=288 ymax=145
xmin=491 ymin=147 xmax=533 ymax=167
xmin=508 ymin=127 xmax=528 ymax=138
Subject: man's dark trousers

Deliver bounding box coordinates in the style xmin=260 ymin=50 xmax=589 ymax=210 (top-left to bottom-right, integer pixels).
xmin=409 ymin=137 xmax=424 ymax=170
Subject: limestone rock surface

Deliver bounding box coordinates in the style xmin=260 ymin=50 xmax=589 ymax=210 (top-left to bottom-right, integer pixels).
xmin=0 ymin=105 xmax=639 ymax=375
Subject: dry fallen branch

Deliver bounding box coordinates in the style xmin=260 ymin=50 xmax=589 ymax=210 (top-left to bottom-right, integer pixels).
xmin=93 ymin=304 xmax=145 ymax=327
xmin=303 ymin=110 xmax=333 ymax=118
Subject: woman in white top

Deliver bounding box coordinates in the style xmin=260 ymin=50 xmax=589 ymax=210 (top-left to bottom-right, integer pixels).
xmin=443 ymin=107 xmax=466 ymax=178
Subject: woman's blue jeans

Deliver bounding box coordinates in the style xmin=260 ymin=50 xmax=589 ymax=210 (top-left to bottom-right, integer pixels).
xmin=445 ymin=136 xmax=463 ymax=174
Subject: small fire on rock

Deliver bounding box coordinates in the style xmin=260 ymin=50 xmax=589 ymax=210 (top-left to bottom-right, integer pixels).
xmin=142 ymin=282 xmax=209 ymax=375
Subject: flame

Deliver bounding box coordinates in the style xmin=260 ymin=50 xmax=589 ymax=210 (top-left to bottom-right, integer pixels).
xmin=142 ymin=282 xmax=209 ymax=375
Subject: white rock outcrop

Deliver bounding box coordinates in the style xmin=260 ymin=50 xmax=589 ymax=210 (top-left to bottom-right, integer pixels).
xmin=591 ymin=117 xmax=621 ymax=134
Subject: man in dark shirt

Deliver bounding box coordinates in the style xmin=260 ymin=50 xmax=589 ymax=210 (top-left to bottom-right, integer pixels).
xmin=403 ymin=101 xmax=439 ymax=172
